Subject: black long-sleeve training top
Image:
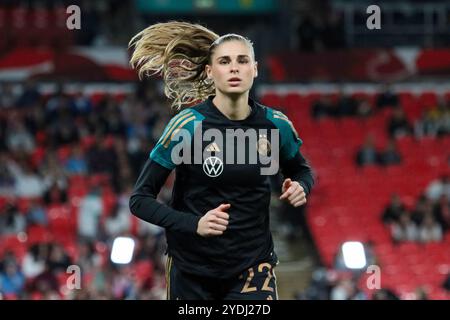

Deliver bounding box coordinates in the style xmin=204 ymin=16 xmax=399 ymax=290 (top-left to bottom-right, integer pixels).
xmin=130 ymin=96 xmax=314 ymax=279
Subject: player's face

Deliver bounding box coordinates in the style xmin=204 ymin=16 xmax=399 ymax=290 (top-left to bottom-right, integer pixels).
xmin=206 ymin=40 xmax=258 ymax=96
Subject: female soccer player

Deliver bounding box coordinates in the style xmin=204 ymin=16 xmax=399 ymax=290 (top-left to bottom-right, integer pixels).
xmin=129 ymin=21 xmax=314 ymax=300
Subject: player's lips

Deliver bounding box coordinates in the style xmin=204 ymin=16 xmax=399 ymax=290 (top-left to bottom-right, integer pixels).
xmin=228 ymin=78 xmax=242 ymax=86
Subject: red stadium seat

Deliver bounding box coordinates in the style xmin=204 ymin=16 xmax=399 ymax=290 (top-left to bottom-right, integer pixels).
xmin=47 ymin=205 xmax=77 ymax=245
xmin=0 ymin=235 xmax=27 ymax=262
xmin=417 ymin=91 xmax=438 ymax=108
xmin=282 ymin=93 xmax=307 ymax=116
xmin=133 ymin=260 xmax=155 ymax=285
xmin=260 ymin=93 xmax=282 ymax=107
xmin=398 ymin=91 xmax=417 ymax=109
xmin=27 ymin=225 xmax=51 ymax=245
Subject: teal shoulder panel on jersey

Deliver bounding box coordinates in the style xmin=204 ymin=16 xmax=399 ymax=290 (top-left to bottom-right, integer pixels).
xmin=266 ymin=107 xmax=303 ymax=160
xmin=150 ymin=108 xmax=205 ymax=169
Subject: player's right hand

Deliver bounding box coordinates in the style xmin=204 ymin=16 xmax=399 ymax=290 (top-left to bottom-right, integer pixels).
xmin=197 ymin=203 xmax=230 ymax=237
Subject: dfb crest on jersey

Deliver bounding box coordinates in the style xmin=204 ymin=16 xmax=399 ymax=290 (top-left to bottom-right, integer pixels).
xmin=203 ymin=156 xmax=223 ymax=177
xmin=256 ymin=134 xmax=271 ymax=157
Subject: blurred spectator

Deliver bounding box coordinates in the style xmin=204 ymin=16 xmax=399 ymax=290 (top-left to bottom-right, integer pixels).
xmin=76 ymin=241 xmax=102 ymax=276
xmin=0 ymin=251 xmax=17 ymax=273
xmin=5 ymin=119 xmax=35 ymax=154
xmin=297 ymin=15 xmax=318 ymax=52
xmin=418 ymin=213 xmax=443 ymax=243
xmin=26 ymin=199 xmax=48 ymax=227
xmin=322 ymin=12 xmax=345 ymax=49
xmin=414 ymin=286 xmax=429 ymax=300
xmin=443 ymin=274 xmax=450 ymax=291
xmin=111 ymin=266 xmax=135 ymax=299
xmin=372 ymin=288 xmax=400 ymax=300
xmin=376 ymin=84 xmax=398 ymax=109
xmin=43 ymin=183 xmax=68 ymax=205
xmin=76 ymin=0 xmax=101 ymax=45
xmin=16 ymin=80 xmax=41 ymax=109
xmin=434 ymin=195 xmax=450 ymax=232
xmin=47 ymin=243 xmax=72 ymax=273
xmin=49 ymin=110 xmax=80 ymax=147
xmin=336 ymin=92 xmax=357 ymax=117
xmin=135 ymin=234 xmax=163 ymax=269
xmin=104 ymin=202 xmax=131 ymax=238
xmin=388 ymin=107 xmax=413 ymax=138
xmin=379 ymin=139 xmax=402 ymax=166
xmin=0 ymin=261 xmax=25 ymax=297
xmin=415 ymin=109 xmax=440 ymax=138
xmin=355 ymin=99 xmax=373 ymax=118
xmin=410 ymin=194 xmax=430 ymax=226
xmin=426 ymin=175 xmax=450 ymax=201
xmin=87 ymin=136 xmax=118 ymax=176
xmin=128 ymin=138 xmax=152 ymax=180
xmin=297 ymin=11 xmax=345 ymax=52
xmin=382 ymin=193 xmax=406 ymax=224
xmin=416 ymin=103 xmax=450 ymax=138
xmin=0 ymin=202 xmax=26 ymax=235
xmin=391 ymin=212 xmax=418 ymax=242
xmin=40 ymin=153 xmax=68 ymax=192
xmin=113 ymin=138 xmax=133 ymax=192
xmin=64 ymin=145 xmax=88 ymax=175
xmin=45 ymin=85 xmax=73 ymax=122
xmin=86 ymin=112 xmax=109 ymax=136
xmin=78 ymin=187 xmax=103 ymax=241
xmin=0 ymin=83 xmax=18 ymax=109
xmin=311 ymin=95 xmax=334 ymax=119
xmin=8 ymin=160 xmax=44 ymax=197
xmin=71 ymin=89 xmax=93 ymax=116
xmin=21 ymin=244 xmax=47 ymax=279
xmin=356 ymin=135 xmax=379 ymax=166
xmin=294 ymin=267 xmax=331 ymax=300
xmin=330 ymin=277 xmax=367 ymax=300
xmin=106 ymin=107 xmax=127 ymax=137
xmin=436 ymin=102 xmax=450 ymax=137
xmin=0 ymin=153 xmax=15 ymax=196
xmin=30 ymin=263 xmax=59 ymax=296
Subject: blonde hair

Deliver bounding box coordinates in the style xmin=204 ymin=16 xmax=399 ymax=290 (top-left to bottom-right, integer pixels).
xmin=129 ymin=21 xmax=254 ymax=111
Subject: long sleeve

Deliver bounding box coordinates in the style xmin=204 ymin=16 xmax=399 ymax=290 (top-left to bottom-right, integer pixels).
xmin=129 ymin=159 xmax=200 ymax=234
xmin=266 ymin=108 xmax=314 ymax=195
xmin=280 ymin=150 xmax=314 ymax=195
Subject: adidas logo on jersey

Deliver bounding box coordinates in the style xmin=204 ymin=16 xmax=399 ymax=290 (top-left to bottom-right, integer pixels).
xmin=205 ymin=142 xmax=221 ymax=152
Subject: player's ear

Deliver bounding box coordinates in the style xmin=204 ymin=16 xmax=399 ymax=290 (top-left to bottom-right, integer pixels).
xmin=254 ymin=61 xmax=258 ymax=78
xmin=205 ymin=64 xmax=212 ymax=80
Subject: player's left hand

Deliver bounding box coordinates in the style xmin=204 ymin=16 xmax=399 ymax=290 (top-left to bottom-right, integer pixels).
xmin=279 ymin=178 xmax=307 ymax=207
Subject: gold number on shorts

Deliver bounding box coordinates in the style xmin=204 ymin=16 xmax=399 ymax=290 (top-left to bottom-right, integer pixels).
xmin=241 ymin=267 xmax=257 ymax=293
xmin=240 ymin=263 xmax=274 ymax=293
xmin=258 ymin=263 xmax=274 ymax=292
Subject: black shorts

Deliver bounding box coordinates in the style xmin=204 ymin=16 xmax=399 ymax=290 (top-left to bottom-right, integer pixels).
xmin=165 ymin=256 xmax=278 ymax=300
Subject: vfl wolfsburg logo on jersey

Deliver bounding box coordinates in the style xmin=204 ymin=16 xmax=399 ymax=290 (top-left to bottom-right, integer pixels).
xmin=202 ymin=156 xmax=224 ymax=177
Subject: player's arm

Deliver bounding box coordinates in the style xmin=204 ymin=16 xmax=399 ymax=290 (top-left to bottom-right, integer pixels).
xmin=270 ymin=109 xmax=314 ymax=207
xmin=129 ymin=109 xmax=202 ymax=234
xmin=129 ymin=159 xmax=201 ymax=234
xmin=280 ymin=150 xmax=314 ymax=196
xmin=279 ymin=150 xmax=314 ymax=207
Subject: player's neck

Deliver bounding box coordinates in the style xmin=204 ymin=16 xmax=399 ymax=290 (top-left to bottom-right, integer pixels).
xmin=213 ymin=92 xmax=251 ymax=120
